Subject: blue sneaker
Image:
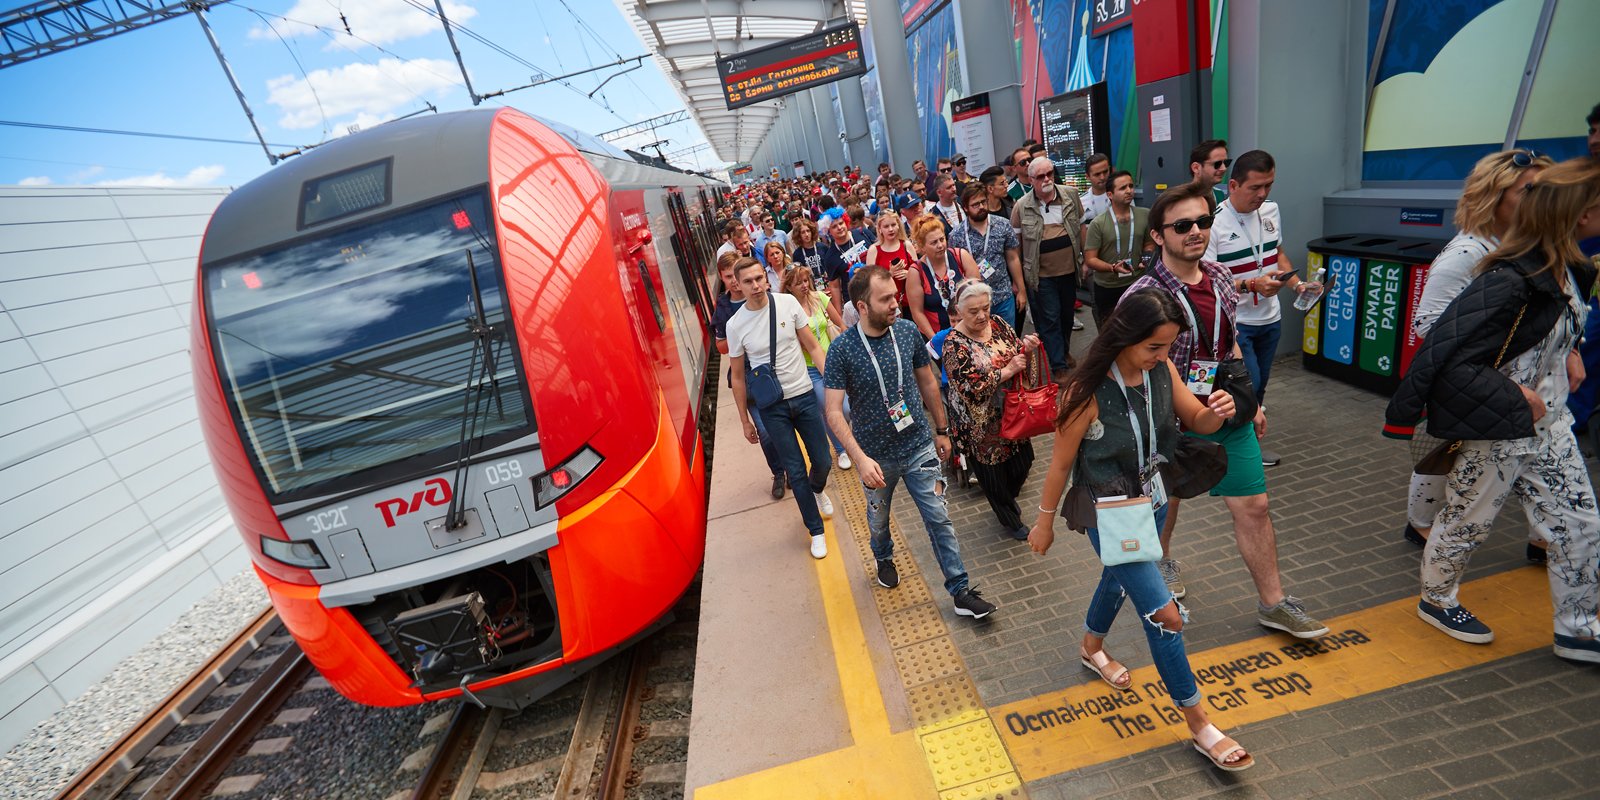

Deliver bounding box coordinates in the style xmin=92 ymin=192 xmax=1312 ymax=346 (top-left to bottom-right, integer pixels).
xmin=1553 ymin=634 xmax=1600 ymax=664
xmin=1417 ymin=601 xmax=1493 ymax=644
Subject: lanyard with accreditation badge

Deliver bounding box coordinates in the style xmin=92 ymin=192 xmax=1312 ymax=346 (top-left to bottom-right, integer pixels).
xmin=961 ymin=219 xmax=998 ymax=280
xmin=1110 ymin=362 xmax=1167 ymax=508
xmin=859 ymin=326 xmax=916 ymax=432
xmin=1233 ymin=204 xmax=1267 ymax=305
xmin=1177 ymin=279 xmax=1226 ymax=398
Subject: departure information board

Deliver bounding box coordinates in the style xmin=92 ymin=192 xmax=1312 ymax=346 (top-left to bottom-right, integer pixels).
xmin=1038 ymin=83 xmax=1110 ymax=192
xmin=718 ymin=22 xmax=866 ymax=110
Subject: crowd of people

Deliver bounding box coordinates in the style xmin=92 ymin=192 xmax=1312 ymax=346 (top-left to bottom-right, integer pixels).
xmin=710 ymin=105 xmax=1600 ymax=772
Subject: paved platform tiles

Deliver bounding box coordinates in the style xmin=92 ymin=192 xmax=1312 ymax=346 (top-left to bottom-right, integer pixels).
xmin=688 ymin=342 xmax=1600 ymax=799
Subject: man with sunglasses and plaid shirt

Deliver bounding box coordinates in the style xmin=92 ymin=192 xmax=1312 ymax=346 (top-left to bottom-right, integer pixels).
xmin=1122 ymin=182 xmax=1328 ymax=639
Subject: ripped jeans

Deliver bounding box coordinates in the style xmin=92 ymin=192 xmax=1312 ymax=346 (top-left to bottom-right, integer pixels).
xmin=862 ymin=442 xmax=970 ymax=597
xmin=1084 ymin=506 xmax=1201 ymax=708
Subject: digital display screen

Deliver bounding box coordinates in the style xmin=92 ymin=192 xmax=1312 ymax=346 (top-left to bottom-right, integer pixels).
xmin=717 ymin=22 xmax=866 ymax=110
xmin=299 ymin=159 xmax=392 ymax=229
xmin=1038 ymin=83 xmax=1110 ymax=193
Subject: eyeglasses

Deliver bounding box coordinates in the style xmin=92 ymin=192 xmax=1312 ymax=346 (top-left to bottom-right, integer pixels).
xmin=1159 ymin=214 xmax=1216 ymax=234
xmin=1208 ymin=158 xmax=1232 ymax=170
xmin=939 ymin=167 xmax=952 ymax=173
xmin=1028 ymin=172 xmax=1053 ymax=181
xmin=1510 ymin=149 xmax=1544 ymax=168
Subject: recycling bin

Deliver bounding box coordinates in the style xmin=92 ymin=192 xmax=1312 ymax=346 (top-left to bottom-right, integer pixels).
xmin=1301 ymin=234 xmax=1445 ymax=394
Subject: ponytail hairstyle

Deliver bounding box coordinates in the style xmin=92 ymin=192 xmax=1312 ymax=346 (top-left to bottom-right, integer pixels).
xmin=1055 ymin=288 xmax=1189 ymax=428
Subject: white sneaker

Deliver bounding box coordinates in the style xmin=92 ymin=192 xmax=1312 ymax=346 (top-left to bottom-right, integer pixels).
xmin=810 ymin=535 xmax=828 ymax=559
xmin=837 ymin=451 xmax=852 ymax=470
xmin=815 ymin=491 xmax=834 ymax=518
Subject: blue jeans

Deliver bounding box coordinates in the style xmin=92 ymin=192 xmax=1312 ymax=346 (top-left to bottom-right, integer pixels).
xmin=1032 ymin=273 xmax=1079 ymax=372
xmin=1235 ymin=321 xmax=1282 ymax=404
xmin=1567 ymin=296 xmax=1600 ymax=432
xmin=991 ymin=291 xmax=1017 ymax=332
xmin=747 ymin=389 xmax=785 ymax=479
xmin=761 ymin=391 xmax=833 ymax=537
xmin=807 ymin=366 xmax=849 ymax=454
xmin=1083 ymin=506 xmax=1201 ymax=707
xmin=862 ymin=442 xmax=969 ymax=597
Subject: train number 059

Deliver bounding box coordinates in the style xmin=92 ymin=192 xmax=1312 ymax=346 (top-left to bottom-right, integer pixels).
xmin=484 ymin=460 xmax=524 ymax=484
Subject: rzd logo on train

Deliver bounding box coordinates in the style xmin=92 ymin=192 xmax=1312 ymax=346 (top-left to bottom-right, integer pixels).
xmin=375 ymin=478 xmax=453 ymax=527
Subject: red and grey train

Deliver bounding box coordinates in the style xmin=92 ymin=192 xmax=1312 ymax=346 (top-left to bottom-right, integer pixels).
xmin=191 ymin=108 xmax=724 ymax=707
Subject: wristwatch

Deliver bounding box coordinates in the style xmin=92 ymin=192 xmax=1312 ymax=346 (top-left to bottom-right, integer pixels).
xmin=936 ymin=426 xmax=951 ymax=435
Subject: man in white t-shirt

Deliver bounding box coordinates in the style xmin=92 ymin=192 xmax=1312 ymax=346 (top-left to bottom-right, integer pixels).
xmin=932 ymin=174 xmax=963 ymax=229
xmin=1078 ymin=153 xmax=1113 ymax=227
xmin=726 ymin=258 xmax=837 ymax=558
xmin=1205 ymin=149 xmax=1313 ymax=468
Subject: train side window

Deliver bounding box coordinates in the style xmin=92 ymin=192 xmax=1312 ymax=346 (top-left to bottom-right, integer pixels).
xmin=636 ymin=258 xmax=665 ymax=331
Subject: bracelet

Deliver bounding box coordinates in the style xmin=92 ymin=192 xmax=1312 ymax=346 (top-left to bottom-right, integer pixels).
xmin=1038 ymin=505 xmax=1056 ymax=515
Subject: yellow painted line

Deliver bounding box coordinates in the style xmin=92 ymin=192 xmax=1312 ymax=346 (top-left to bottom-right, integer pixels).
xmin=694 ymin=730 xmax=935 ymax=800
xmin=812 ymin=515 xmax=893 ymax=742
xmin=992 ymin=565 xmax=1554 ymax=781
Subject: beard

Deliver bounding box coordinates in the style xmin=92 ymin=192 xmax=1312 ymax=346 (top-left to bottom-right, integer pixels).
xmin=866 ymin=305 xmax=898 ymax=329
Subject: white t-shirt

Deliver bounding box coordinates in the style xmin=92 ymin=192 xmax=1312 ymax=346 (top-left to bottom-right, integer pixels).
xmin=1207 ymin=199 xmax=1285 ymax=326
xmin=935 ymin=201 xmax=963 ymax=228
xmin=1412 ymin=232 xmax=1496 ymax=338
xmin=1080 ymin=189 xmax=1111 ymax=226
xmin=726 ymin=292 xmax=814 ymax=400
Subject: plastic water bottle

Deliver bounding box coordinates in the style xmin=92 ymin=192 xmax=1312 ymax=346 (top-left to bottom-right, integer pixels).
xmin=1294 ymin=267 xmax=1327 ymax=311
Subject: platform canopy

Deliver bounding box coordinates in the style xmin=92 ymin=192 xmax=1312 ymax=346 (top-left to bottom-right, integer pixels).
xmin=617 ymin=0 xmax=865 ymax=165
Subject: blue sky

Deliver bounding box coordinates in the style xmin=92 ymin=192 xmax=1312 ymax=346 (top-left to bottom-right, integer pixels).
xmin=0 ymin=0 xmax=714 ymax=188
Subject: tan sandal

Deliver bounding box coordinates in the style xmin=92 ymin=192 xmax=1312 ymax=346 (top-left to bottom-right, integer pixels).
xmin=1079 ymin=648 xmax=1132 ymax=691
xmin=1193 ymin=724 xmax=1253 ymax=772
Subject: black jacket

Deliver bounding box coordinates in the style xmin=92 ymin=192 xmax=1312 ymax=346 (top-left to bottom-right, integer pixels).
xmin=1385 ymin=253 xmax=1594 ymax=442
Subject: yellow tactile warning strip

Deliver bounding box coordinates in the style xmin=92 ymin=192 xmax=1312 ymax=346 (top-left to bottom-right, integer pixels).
xmin=832 ymin=481 xmax=1027 ymax=800
xmin=992 ymin=564 xmax=1555 ymax=781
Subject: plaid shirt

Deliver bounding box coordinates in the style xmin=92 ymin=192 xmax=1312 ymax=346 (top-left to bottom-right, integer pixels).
xmin=1124 ymin=258 xmax=1240 ymax=378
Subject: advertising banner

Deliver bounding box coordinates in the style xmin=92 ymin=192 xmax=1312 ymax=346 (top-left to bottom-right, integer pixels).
xmin=1322 ymin=256 xmax=1362 ymax=365
xmin=950 ymin=92 xmax=996 ymax=174
xmin=1358 ymin=260 xmax=1404 ymax=376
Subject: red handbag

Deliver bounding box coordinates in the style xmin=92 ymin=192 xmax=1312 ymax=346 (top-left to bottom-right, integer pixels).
xmin=999 ymin=343 xmax=1059 ymax=440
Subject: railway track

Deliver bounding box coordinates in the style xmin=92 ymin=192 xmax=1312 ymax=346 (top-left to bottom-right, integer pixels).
xmin=53 ymin=585 xmax=700 ymax=800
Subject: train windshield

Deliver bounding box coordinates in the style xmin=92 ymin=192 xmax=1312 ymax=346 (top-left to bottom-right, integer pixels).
xmin=205 ymin=191 xmax=532 ymax=501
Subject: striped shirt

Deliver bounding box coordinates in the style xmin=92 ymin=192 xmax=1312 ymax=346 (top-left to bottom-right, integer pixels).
xmin=1207 ymin=200 xmax=1283 ymax=325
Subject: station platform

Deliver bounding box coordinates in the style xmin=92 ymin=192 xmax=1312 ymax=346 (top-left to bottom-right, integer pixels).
xmin=685 ymin=344 xmax=1600 ymax=800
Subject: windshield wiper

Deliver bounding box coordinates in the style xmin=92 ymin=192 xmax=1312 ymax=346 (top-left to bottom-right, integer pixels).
xmin=444 ymin=249 xmax=503 ymax=531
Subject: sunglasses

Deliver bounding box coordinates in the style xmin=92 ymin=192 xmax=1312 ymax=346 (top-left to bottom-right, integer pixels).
xmin=1510 ymin=149 xmax=1544 ymax=168
xmin=939 ymin=167 xmax=953 ymax=172
xmin=1160 ymin=214 xmax=1216 ymax=234
xmin=954 ymin=159 xmax=967 ymax=166
xmin=1208 ymin=158 xmax=1232 ymax=170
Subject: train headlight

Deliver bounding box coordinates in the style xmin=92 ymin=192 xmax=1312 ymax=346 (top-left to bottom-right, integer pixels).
xmin=260 ymin=536 xmax=329 ymax=569
xmin=532 ymin=447 xmax=603 ymax=509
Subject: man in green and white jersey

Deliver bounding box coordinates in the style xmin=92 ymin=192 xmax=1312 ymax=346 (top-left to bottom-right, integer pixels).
xmin=1206 ymin=150 xmax=1313 ymax=467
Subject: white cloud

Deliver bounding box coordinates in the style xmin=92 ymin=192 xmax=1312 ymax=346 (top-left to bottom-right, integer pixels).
xmin=18 ymin=176 xmax=51 ymax=186
xmin=267 ymin=57 xmax=459 ymax=130
xmin=96 ymin=165 xmax=226 ymax=188
xmin=251 ymin=0 xmax=477 ymax=48
xmin=69 ymin=165 xmax=104 ymax=182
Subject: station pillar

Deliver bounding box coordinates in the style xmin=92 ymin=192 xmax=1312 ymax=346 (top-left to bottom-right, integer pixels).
xmin=953 ymin=0 xmax=1026 ymax=165
xmin=863 ymin=0 xmax=927 ymax=175
xmin=836 ymin=77 xmax=877 ymax=170
xmin=800 ymin=88 xmax=836 ymax=173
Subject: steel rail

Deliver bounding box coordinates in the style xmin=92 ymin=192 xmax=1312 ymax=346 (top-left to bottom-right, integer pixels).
xmin=596 ymin=646 xmax=650 ymax=800
xmin=53 ymin=607 xmax=279 ymax=800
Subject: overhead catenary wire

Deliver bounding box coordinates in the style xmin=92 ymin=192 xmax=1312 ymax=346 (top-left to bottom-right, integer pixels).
xmin=0 ymin=119 xmax=303 ymax=148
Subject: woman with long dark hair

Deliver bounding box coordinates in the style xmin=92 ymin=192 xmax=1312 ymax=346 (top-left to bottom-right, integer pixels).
xmin=1026 ymin=287 xmax=1252 ymax=772
xmin=1386 ymin=157 xmax=1600 ymax=660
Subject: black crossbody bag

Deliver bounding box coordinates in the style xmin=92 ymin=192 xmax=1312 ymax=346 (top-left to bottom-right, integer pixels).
xmin=746 ymin=300 xmax=784 ymax=409
xmin=1178 ymin=283 xmax=1258 ymax=428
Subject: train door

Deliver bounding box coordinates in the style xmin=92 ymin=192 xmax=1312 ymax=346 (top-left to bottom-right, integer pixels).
xmin=644 ymin=190 xmax=707 ymax=408
xmin=664 ymin=189 xmax=713 ymax=326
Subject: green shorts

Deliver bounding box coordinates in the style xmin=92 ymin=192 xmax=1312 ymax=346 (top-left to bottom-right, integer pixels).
xmin=1187 ymin=423 xmax=1267 ymax=497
